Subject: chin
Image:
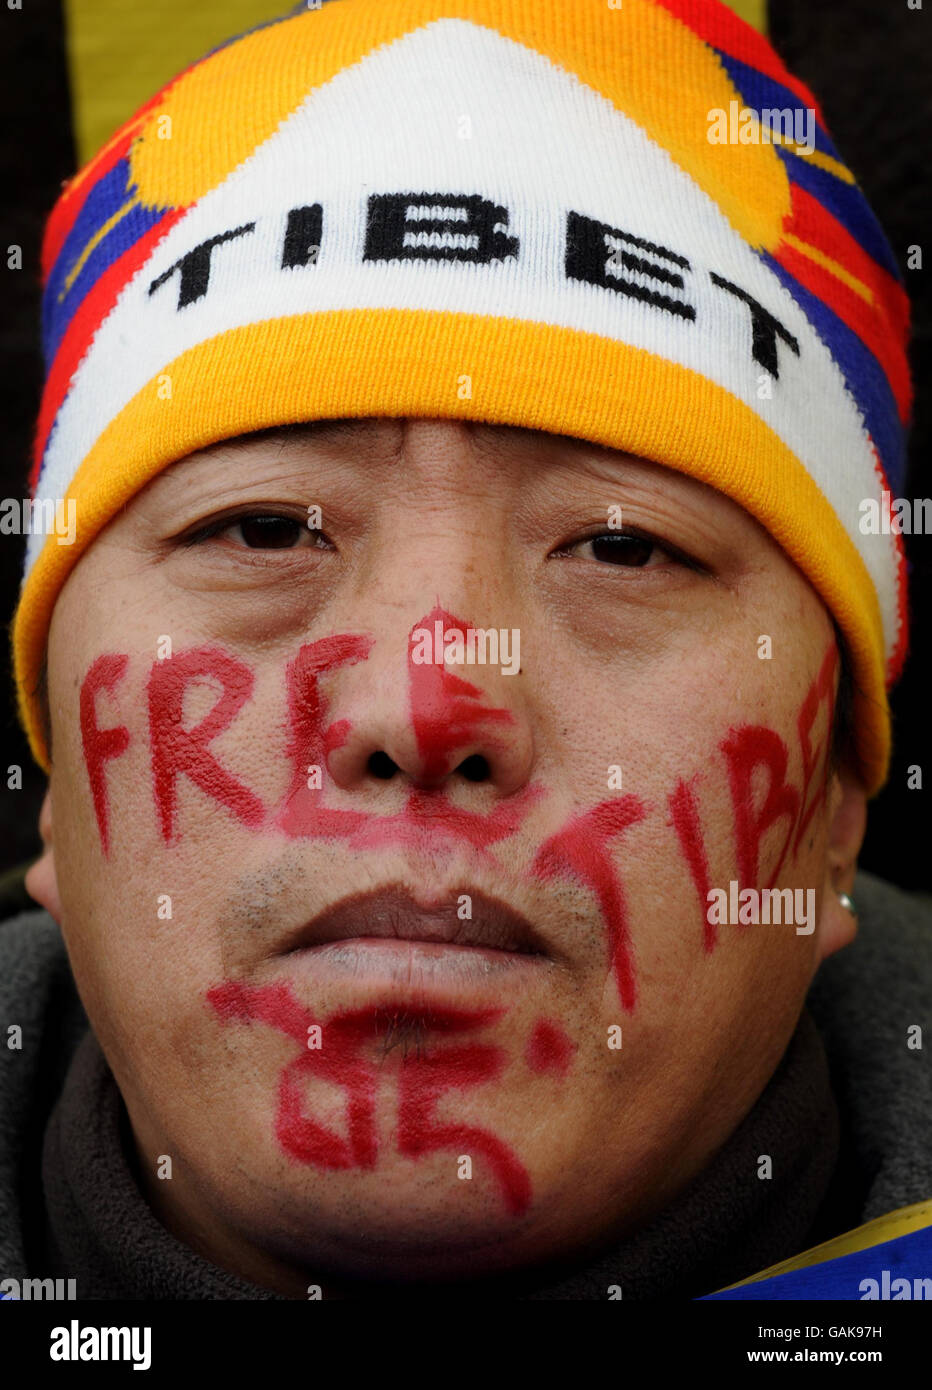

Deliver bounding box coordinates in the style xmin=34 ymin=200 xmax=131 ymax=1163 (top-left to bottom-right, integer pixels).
xmin=242 ymin=1160 xmax=557 ymax=1283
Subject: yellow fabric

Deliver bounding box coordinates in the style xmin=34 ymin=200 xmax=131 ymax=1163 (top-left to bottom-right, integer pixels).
xmin=781 ymin=234 xmax=876 ymax=305
xmin=13 ymin=307 xmax=888 ymax=789
xmin=64 ymin=0 xmax=293 ymax=165
xmin=725 ymin=0 xmax=767 ymax=31
xmin=65 ymin=1 xmax=769 ymax=172
xmin=112 ymin=0 xmax=788 ymax=255
xmin=714 ymin=1198 xmax=932 ymax=1289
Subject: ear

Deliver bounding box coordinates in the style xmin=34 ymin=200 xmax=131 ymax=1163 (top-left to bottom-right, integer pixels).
xmin=817 ymin=761 xmax=868 ymax=963
xmin=25 ymin=787 xmax=63 ymax=924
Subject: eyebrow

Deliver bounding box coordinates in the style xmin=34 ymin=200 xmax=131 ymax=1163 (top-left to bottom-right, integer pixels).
xmin=215 ymin=418 xmax=373 ymax=454
xmin=211 ymin=417 xmax=612 ymax=466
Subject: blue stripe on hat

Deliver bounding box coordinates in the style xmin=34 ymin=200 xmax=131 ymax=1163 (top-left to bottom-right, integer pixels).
xmin=763 ymin=251 xmax=906 ymax=492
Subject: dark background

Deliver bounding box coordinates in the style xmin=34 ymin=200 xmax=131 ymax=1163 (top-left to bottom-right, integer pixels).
xmin=1 ymin=0 xmax=929 ymax=883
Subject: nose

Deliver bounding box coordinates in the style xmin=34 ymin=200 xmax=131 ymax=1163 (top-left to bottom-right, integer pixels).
xmin=324 ymin=603 xmax=534 ymax=798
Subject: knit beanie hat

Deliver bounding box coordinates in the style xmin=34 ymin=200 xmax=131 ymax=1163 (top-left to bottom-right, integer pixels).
xmin=12 ymin=0 xmax=911 ymax=792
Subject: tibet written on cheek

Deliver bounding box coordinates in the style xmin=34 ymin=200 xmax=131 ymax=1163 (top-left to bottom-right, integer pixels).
xmin=49 ymin=432 xmax=845 ymax=1289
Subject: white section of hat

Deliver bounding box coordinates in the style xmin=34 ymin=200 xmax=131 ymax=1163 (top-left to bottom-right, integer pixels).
xmin=32 ymin=17 xmax=896 ymax=660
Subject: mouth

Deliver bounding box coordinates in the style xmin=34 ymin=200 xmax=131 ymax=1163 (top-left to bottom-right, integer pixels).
xmin=271 ymin=885 xmax=551 ymax=994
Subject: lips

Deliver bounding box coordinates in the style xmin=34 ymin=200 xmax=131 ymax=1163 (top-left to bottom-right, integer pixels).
xmin=277 ymin=885 xmax=549 ymax=960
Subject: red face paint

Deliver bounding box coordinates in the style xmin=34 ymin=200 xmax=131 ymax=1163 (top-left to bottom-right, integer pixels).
xmin=532 ymin=797 xmax=647 ymax=1012
xmin=147 ymin=647 xmax=266 ymax=842
xmin=720 ymin=726 xmax=800 ymax=892
xmin=792 ymin=643 xmax=838 ymax=856
xmin=208 ymin=980 xmax=378 ymax=1167
xmin=276 ymin=624 xmax=542 ymax=856
xmin=408 ymin=605 xmax=514 ymax=781
xmin=80 ymin=653 xmax=131 ymax=855
xmin=206 ymin=981 xmax=531 ymax=1214
xmin=397 ymin=1034 xmax=532 ymax=1216
xmin=668 ymin=778 xmax=715 ymax=952
xmin=670 ymin=643 xmax=841 ymax=945
xmin=349 ymin=783 xmax=542 ymax=855
xmin=524 ymin=1018 xmax=575 ymax=1077
xmin=276 ymin=634 xmax=374 ymax=842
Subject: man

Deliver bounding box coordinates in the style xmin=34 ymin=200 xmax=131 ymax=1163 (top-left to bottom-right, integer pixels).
xmin=1 ymin=0 xmax=929 ymax=1301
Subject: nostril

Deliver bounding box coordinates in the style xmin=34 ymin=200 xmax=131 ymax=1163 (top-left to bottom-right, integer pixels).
xmin=457 ymin=754 xmax=491 ymax=783
xmin=368 ymin=751 xmax=398 ymax=780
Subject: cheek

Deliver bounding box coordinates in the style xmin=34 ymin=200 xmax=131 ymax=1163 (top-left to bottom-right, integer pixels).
xmin=70 ymin=647 xmax=293 ymax=855
xmin=547 ymin=639 xmax=836 ymax=1001
xmin=51 ymin=651 xmax=292 ymax=1061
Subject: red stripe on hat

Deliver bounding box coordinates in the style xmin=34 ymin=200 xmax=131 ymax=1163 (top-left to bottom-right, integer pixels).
xmin=787 ymin=184 xmax=911 ymax=344
xmin=30 ymin=205 xmax=189 ymax=492
xmin=655 ymin=0 xmax=827 ymax=124
xmin=889 ymin=516 xmax=910 ymax=686
xmin=774 ymin=238 xmax=912 ymax=427
xmin=870 ymin=443 xmax=910 ymax=686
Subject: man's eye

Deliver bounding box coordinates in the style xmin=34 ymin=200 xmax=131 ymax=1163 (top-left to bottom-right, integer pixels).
xmin=232 ymin=515 xmax=305 ymax=549
xmin=567 ymin=532 xmax=667 ymax=568
xmin=189 ymin=513 xmax=325 ymax=550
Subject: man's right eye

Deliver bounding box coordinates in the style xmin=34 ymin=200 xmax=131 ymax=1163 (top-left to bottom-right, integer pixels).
xmin=185 ymin=513 xmax=331 ymax=551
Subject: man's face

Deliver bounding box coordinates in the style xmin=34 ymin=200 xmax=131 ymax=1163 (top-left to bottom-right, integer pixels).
xmin=32 ymin=418 xmax=859 ymax=1292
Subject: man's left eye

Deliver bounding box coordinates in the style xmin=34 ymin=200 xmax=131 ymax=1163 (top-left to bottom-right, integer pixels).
xmin=564 ymin=532 xmax=668 ymax=567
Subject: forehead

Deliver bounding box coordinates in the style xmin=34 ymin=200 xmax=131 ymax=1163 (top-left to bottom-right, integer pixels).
xmin=149 ymin=417 xmax=648 ymax=501
xmin=135 ymin=415 xmax=778 ymax=557
xmin=198 ymin=417 xmax=593 ymax=456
